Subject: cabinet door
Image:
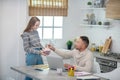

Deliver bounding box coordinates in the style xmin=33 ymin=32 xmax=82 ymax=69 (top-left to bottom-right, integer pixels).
xmin=117 ymin=62 xmax=120 ymax=67
xmin=106 ymin=0 xmax=120 ymax=19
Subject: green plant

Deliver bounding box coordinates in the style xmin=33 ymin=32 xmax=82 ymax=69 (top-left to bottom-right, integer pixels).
xmin=66 ymin=40 xmax=73 ymax=46
xmin=66 ymin=40 xmax=73 ymax=50
xmin=87 ymin=2 xmax=92 ymax=5
xmin=98 ymin=21 xmax=102 ymax=25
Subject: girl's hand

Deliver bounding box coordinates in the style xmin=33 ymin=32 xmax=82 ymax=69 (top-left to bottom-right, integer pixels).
xmin=42 ymin=48 xmax=51 ymax=55
xmin=40 ymin=50 xmax=47 ymax=56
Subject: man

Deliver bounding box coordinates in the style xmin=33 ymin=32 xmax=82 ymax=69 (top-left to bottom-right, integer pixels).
xmin=48 ymin=36 xmax=93 ymax=72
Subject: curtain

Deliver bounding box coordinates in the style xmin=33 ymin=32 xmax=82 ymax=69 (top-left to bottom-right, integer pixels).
xmin=28 ymin=0 xmax=68 ymax=16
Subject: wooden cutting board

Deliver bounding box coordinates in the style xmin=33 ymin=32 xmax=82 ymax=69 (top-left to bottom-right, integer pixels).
xmin=102 ymin=37 xmax=112 ymax=54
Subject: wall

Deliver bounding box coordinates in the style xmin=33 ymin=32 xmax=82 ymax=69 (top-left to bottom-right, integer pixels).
xmin=85 ymin=20 xmax=120 ymax=53
xmin=51 ymin=0 xmax=120 ymax=53
xmin=40 ymin=0 xmax=86 ymax=48
xmin=0 ymin=0 xmax=2 ymax=79
xmin=0 ymin=0 xmax=120 ymax=80
xmin=1 ymin=0 xmax=19 ymax=79
xmin=0 ymin=0 xmax=27 ymax=80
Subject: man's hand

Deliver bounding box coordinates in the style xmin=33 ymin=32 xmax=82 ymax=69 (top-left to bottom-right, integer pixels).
xmin=47 ymin=44 xmax=55 ymax=51
xmin=64 ymin=64 xmax=72 ymax=69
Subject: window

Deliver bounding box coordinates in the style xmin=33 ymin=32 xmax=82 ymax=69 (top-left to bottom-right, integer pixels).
xmin=37 ymin=16 xmax=63 ymax=40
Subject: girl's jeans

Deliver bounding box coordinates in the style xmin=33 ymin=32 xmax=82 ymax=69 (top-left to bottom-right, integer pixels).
xmin=25 ymin=48 xmax=43 ymax=80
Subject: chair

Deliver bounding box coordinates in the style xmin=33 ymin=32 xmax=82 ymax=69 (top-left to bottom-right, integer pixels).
xmin=95 ymin=67 xmax=120 ymax=80
xmin=92 ymin=58 xmax=101 ymax=73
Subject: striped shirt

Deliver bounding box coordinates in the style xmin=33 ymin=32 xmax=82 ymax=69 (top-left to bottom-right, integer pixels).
xmin=21 ymin=30 xmax=43 ymax=54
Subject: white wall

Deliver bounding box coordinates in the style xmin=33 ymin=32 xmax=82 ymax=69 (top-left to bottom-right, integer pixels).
xmin=52 ymin=0 xmax=120 ymax=53
xmin=40 ymin=0 xmax=87 ymax=49
xmin=0 ymin=0 xmax=27 ymax=80
xmin=0 ymin=0 xmax=120 ymax=80
xmin=1 ymin=0 xmax=19 ymax=79
xmin=0 ymin=0 xmax=3 ymax=79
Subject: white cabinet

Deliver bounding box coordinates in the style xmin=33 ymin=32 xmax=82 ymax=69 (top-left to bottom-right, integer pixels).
xmin=117 ymin=62 xmax=120 ymax=67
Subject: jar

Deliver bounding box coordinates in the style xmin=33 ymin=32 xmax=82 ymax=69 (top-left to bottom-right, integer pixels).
xmin=90 ymin=43 xmax=96 ymax=52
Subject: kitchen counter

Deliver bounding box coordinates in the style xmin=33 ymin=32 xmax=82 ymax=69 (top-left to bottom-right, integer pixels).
xmin=94 ymin=52 xmax=120 ymax=63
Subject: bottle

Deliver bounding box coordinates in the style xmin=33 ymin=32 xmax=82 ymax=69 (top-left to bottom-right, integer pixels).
xmin=90 ymin=43 xmax=96 ymax=52
xmin=99 ymin=40 xmax=104 ymax=53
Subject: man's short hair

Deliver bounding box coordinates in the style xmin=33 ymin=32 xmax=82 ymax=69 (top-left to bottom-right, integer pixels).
xmin=80 ymin=36 xmax=89 ymax=47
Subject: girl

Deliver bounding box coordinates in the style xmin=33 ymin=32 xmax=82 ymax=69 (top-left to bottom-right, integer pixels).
xmin=21 ymin=17 xmax=45 ymax=80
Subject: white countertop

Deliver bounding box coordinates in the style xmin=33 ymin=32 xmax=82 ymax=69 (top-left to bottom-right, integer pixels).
xmin=11 ymin=65 xmax=108 ymax=80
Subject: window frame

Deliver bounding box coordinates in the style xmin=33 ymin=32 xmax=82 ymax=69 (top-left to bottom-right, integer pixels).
xmin=37 ymin=16 xmax=63 ymax=40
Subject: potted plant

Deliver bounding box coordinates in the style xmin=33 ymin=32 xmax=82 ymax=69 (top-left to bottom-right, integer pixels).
xmin=98 ymin=21 xmax=102 ymax=25
xmin=87 ymin=2 xmax=92 ymax=8
xmin=66 ymin=40 xmax=73 ymax=50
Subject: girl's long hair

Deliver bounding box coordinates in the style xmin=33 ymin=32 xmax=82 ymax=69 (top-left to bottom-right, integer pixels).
xmin=24 ymin=17 xmax=40 ymax=32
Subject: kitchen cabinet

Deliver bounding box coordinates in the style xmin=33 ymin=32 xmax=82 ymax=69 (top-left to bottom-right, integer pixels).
xmin=106 ymin=0 xmax=120 ymax=19
xmin=117 ymin=62 xmax=120 ymax=67
xmin=94 ymin=52 xmax=120 ymax=73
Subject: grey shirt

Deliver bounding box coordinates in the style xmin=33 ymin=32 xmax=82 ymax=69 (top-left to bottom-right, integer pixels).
xmin=21 ymin=30 xmax=43 ymax=54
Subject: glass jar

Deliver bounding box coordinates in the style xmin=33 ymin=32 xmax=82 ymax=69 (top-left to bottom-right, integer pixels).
xmin=90 ymin=43 xmax=96 ymax=52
